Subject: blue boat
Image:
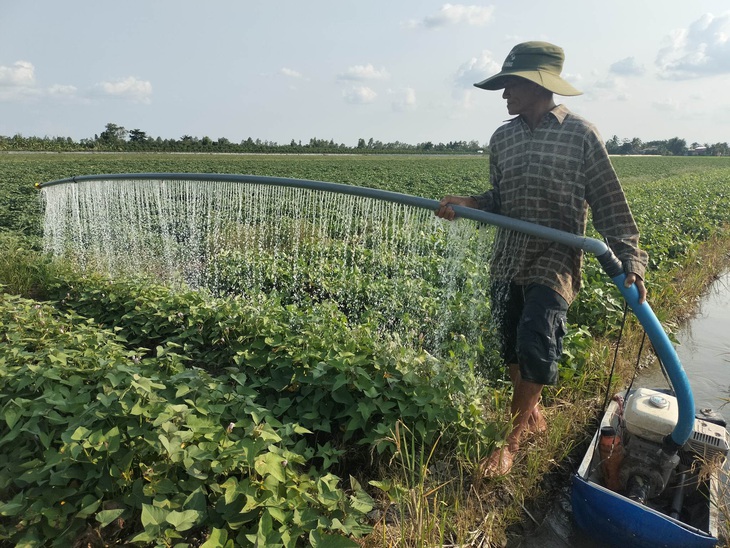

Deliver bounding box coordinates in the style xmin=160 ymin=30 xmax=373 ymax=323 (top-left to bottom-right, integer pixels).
xmin=571 ymin=388 xmax=728 ymax=547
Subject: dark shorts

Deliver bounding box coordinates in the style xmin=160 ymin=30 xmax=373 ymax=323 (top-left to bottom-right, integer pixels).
xmin=490 ymin=282 xmax=568 ymax=386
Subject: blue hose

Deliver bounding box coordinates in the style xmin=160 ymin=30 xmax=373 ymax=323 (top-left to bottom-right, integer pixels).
xmin=609 ymin=272 xmax=695 ymax=447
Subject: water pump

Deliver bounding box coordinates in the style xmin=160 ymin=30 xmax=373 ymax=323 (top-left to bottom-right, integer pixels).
xmin=618 ymin=388 xmax=729 ymax=504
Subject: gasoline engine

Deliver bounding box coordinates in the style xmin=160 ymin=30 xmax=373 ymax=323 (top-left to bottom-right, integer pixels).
xmin=612 ymin=388 xmax=729 ymax=506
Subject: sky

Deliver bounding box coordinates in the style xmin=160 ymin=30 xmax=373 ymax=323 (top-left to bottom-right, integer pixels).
xmin=2 ymin=1 xmax=730 ymax=148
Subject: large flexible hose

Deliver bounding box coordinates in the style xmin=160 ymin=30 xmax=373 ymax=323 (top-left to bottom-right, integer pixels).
xmin=37 ymin=173 xmax=696 ymax=446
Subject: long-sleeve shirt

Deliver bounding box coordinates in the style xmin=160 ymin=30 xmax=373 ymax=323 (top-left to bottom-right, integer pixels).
xmin=472 ymin=104 xmax=648 ymax=304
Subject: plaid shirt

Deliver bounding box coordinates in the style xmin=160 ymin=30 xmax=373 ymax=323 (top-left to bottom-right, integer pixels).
xmin=472 ymin=104 xmax=648 ymax=304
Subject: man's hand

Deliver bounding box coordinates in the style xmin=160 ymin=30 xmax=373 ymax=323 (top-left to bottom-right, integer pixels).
xmin=624 ymin=272 xmax=647 ymax=304
xmin=435 ymin=195 xmax=477 ymax=221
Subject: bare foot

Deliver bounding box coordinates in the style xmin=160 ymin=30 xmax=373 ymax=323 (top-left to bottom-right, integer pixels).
xmin=479 ymin=446 xmax=516 ymax=478
xmin=528 ymin=404 xmax=547 ymax=434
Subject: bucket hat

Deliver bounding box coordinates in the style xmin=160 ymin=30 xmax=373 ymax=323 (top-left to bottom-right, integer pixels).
xmin=474 ymin=41 xmax=582 ymax=96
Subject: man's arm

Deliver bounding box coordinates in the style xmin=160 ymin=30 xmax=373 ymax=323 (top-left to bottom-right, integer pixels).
xmin=584 ymin=133 xmax=649 ymax=303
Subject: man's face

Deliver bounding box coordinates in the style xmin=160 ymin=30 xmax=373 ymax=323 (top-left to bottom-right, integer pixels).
xmin=501 ymin=77 xmax=542 ymax=116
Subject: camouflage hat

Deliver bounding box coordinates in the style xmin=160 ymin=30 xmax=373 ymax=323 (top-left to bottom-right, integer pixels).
xmin=474 ymin=41 xmax=582 ymax=96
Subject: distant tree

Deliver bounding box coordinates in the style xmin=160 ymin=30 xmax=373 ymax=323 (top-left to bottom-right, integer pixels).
xmin=180 ymin=135 xmax=197 ymax=149
xmin=467 ymin=140 xmax=481 ymax=151
xmin=618 ymin=139 xmax=634 ymax=155
xmin=708 ymin=142 xmax=729 ymax=156
xmin=98 ymin=123 xmax=127 ymax=146
xmin=666 ymin=137 xmax=687 ymax=156
xmin=128 ymin=129 xmax=148 ymax=143
xmin=606 ymin=135 xmax=621 ymax=154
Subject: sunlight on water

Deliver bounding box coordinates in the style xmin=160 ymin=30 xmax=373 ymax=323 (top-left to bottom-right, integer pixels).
xmin=41 ymin=177 xmax=498 ymax=362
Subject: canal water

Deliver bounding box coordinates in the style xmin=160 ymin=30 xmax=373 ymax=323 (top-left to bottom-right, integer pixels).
xmin=640 ymin=269 xmax=730 ymax=412
xmin=510 ymin=269 xmax=730 ymax=547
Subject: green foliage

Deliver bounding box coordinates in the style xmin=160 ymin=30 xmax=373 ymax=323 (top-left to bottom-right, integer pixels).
xmin=0 ymin=270 xmax=498 ymax=545
xmin=0 ymin=293 xmax=380 ymax=545
xmin=0 ymin=233 xmax=48 ymax=297
xmin=2 ymin=153 xmax=730 ymax=545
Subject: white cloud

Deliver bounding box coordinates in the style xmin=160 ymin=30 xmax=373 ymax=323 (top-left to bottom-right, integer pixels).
xmin=337 ymin=63 xmax=389 ymax=81
xmin=343 ymin=86 xmax=377 ymax=104
xmin=408 ymin=4 xmax=495 ymax=29
xmin=609 ymin=57 xmax=645 ymax=77
xmin=454 ymin=50 xmax=501 ymax=89
xmin=657 ymin=12 xmax=730 ymax=79
xmin=0 ymin=61 xmax=150 ymax=104
xmin=97 ymin=76 xmax=152 ymax=103
xmin=453 ymin=89 xmax=478 ymax=111
xmin=280 ymin=67 xmax=303 ymax=79
xmin=562 ymin=71 xmax=584 ymax=89
xmin=390 ymin=87 xmax=416 ymax=111
xmin=0 ymin=60 xmax=36 ymax=87
xmin=0 ymin=60 xmax=40 ymax=100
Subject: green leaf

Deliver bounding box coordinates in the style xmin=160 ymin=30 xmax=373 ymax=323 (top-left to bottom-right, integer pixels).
xmin=175 ymin=384 xmax=191 ymax=398
xmin=165 ymin=509 xmax=199 ymax=532
xmin=309 ymin=529 xmax=358 ymax=548
xmin=70 ymin=426 xmax=92 ymax=441
xmin=0 ymin=493 xmax=25 ymax=517
xmin=331 ymin=374 xmax=348 ymax=392
xmin=96 ymin=508 xmax=124 ymax=527
xmin=2 ymin=404 xmax=21 ymax=430
xmin=201 ymin=528 xmax=233 ymax=548
xmin=293 ymin=424 xmax=313 ymax=435
xmin=141 ymin=503 xmax=169 ymax=528
xmin=75 ymin=497 xmax=101 ymax=519
xmin=254 ymin=451 xmax=287 ymax=483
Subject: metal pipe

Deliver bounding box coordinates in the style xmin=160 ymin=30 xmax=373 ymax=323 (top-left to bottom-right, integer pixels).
xmin=37 ymin=172 xmax=696 ymax=445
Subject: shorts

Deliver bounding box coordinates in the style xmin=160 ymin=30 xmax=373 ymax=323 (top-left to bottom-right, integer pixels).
xmin=490 ymin=282 xmax=568 ymax=386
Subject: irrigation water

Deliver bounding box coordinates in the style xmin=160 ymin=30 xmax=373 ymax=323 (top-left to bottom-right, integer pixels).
xmin=39 ymin=174 xmax=501 ymax=365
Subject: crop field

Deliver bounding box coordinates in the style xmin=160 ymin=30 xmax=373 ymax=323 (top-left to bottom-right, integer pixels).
xmin=1 ymin=152 xmax=730 ymax=546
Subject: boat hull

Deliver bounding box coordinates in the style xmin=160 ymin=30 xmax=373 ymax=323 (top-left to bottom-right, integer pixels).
xmin=571 ymin=394 xmax=722 ymax=548
xmin=571 ymin=474 xmax=717 ymax=548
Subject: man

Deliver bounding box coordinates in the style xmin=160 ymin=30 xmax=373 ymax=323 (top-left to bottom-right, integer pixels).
xmin=435 ymin=41 xmax=648 ymax=476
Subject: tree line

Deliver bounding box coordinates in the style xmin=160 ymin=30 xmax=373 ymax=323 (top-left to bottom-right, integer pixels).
xmin=0 ymin=123 xmax=728 ymax=156
xmin=0 ymin=123 xmax=483 ymax=155
xmin=605 ymin=135 xmax=729 ymax=156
